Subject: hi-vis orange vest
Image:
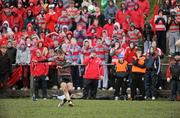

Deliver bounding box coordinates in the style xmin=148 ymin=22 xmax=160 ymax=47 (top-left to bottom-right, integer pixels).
xmin=116 ymin=60 xmax=128 ymax=72
xmin=132 ymin=56 xmax=146 ymax=73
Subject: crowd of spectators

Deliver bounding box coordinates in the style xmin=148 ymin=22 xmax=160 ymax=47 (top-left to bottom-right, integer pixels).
xmin=0 ymin=0 xmax=179 ymax=100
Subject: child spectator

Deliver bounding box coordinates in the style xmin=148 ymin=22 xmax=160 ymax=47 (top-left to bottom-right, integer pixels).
xmin=166 ymin=52 xmax=180 ymax=101
xmin=145 ymin=47 xmax=161 ymax=100
xmin=114 ymin=54 xmax=128 ymax=100
xmin=143 ymin=22 xmax=154 ymax=53
xmin=110 ymin=41 xmax=125 ymax=64
xmin=131 ymin=47 xmax=146 ymax=100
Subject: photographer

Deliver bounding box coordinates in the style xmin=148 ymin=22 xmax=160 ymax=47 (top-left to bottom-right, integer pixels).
xmin=167 ymin=10 xmax=180 ymax=55
xmin=154 ymin=9 xmax=167 ymax=54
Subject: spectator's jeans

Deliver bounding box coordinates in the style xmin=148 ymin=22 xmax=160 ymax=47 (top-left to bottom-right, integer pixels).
xmin=145 ymin=71 xmax=157 ymax=98
xmin=0 ymin=73 xmax=9 ymax=89
xmin=33 ymin=75 xmax=47 ymax=98
xmin=168 ymin=32 xmax=180 ymax=54
xmin=144 ymin=40 xmax=152 ymax=53
xmin=131 ymin=73 xmax=145 ymax=99
xmin=98 ymin=65 xmax=108 ymax=88
xmin=82 ymin=79 xmax=98 ymax=99
xmin=170 ymin=79 xmax=180 ymax=97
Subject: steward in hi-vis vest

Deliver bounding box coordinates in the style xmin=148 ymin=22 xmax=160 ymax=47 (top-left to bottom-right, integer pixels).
xmin=114 ymin=54 xmax=128 ymax=100
xmin=131 ymin=47 xmax=146 ymax=100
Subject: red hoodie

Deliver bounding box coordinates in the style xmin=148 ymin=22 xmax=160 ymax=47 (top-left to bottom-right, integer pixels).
xmin=128 ymin=9 xmax=144 ymax=29
xmin=138 ymin=0 xmax=150 ymax=17
xmin=11 ymin=8 xmax=24 ymax=30
xmin=116 ymin=10 xmax=129 ymax=26
xmin=83 ymin=57 xmax=103 ymax=80
xmin=30 ymin=55 xmax=49 ymax=76
xmin=45 ymin=12 xmax=58 ymax=32
xmin=87 ymin=25 xmax=103 ymax=38
xmin=103 ymin=23 xmax=114 ymax=38
xmin=124 ymin=47 xmax=137 ymax=64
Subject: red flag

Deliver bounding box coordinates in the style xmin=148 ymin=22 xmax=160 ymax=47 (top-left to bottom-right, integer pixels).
xmin=149 ymin=5 xmax=159 ymax=35
xmin=7 ymin=66 xmax=23 ymax=87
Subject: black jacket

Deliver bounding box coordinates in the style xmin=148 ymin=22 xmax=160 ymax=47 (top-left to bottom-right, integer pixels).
xmin=7 ymin=47 xmax=17 ymax=64
xmin=0 ymin=52 xmax=12 ymax=75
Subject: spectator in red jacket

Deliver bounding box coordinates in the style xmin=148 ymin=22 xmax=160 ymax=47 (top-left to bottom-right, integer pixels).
xmin=128 ymin=3 xmax=144 ymax=31
xmin=25 ymin=23 xmax=36 ymax=38
xmin=45 ymin=5 xmax=58 ymax=32
xmin=31 ymin=49 xmax=48 ymax=100
xmin=11 ymin=8 xmax=23 ymax=31
xmin=87 ymin=19 xmax=103 ymax=38
xmin=124 ymin=41 xmax=137 ymax=64
xmin=138 ymin=0 xmax=150 ymax=17
xmin=103 ymin=18 xmax=114 ymax=38
xmin=54 ymin=0 xmax=65 ymax=17
xmin=82 ymin=50 xmax=103 ymax=99
xmin=16 ymin=1 xmax=26 ymax=19
xmin=12 ymin=25 xmax=22 ymax=43
xmin=1 ymin=8 xmax=13 ymax=27
xmin=116 ymin=1 xmax=129 ymax=27
xmin=27 ymin=0 xmax=40 ymax=16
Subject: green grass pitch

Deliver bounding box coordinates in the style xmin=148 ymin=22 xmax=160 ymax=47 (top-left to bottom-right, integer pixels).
xmin=0 ymin=99 xmax=180 ymax=118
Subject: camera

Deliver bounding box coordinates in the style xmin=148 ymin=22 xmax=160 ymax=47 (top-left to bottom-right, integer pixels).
xmin=170 ymin=11 xmax=176 ymax=21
